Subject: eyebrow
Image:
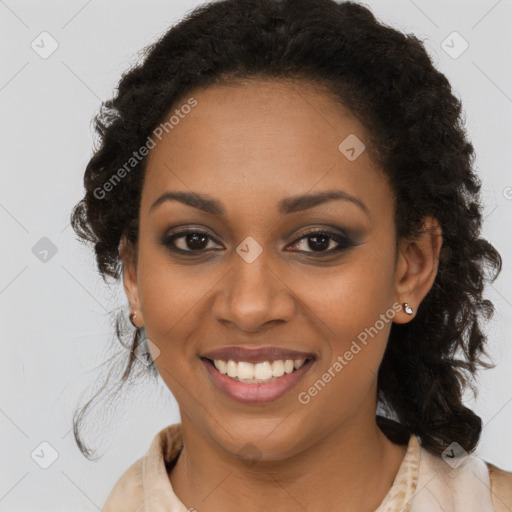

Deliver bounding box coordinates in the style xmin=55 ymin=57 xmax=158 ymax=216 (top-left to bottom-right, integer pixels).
xmin=149 ymin=189 xmax=369 ymax=217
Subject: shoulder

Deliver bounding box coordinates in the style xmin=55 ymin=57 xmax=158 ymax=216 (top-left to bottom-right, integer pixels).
xmin=102 ymin=423 xmax=184 ymax=512
xmin=412 ymin=442 xmax=511 ymax=511
xmin=102 ymin=456 xmax=145 ymax=512
xmin=486 ymin=461 xmax=512 ymax=511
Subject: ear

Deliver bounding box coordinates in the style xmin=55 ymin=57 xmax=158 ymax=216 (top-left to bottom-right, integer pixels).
xmin=393 ymin=216 xmax=443 ymax=323
xmin=118 ymin=235 xmax=143 ymax=327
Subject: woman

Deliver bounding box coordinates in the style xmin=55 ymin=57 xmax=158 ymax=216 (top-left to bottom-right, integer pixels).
xmin=70 ymin=0 xmax=512 ymax=510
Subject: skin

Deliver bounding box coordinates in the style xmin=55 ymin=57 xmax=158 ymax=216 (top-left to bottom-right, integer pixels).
xmin=120 ymin=79 xmax=443 ymax=512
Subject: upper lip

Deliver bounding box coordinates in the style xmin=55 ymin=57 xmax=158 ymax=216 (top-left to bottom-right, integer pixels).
xmin=200 ymin=346 xmax=316 ymax=364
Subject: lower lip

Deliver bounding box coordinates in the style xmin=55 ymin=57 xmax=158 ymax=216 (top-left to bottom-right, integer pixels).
xmin=200 ymin=357 xmax=315 ymax=404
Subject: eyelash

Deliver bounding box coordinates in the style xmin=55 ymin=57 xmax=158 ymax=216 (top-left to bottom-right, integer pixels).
xmin=160 ymin=228 xmax=355 ymax=257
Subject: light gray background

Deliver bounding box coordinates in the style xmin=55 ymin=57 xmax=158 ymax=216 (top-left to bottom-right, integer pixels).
xmin=1 ymin=0 xmax=511 ymax=510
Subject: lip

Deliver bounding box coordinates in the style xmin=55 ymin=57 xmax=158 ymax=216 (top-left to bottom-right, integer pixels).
xmin=200 ymin=345 xmax=315 ymax=364
xmin=201 ymin=357 xmax=315 ymax=404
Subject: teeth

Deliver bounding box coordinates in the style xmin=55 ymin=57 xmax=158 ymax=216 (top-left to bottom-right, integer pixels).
xmin=272 ymin=360 xmax=285 ymax=377
xmin=212 ymin=358 xmax=308 ymax=382
xmin=254 ymin=361 xmax=273 ymax=380
xmin=294 ymin=359 xmax=306 ymax=370
xmin=215 ymin=359 xmax=228 ymax=375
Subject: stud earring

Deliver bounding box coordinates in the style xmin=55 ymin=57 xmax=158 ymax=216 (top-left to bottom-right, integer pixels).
xmin=129 ymin=311 xmax=138 ymax=328
xmin=403 ymin=303 xmax=413 ymax=315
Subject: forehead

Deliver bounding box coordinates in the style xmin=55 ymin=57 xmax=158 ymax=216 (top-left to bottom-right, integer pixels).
xmin=141 ymin=79 xmax=392 ymax=218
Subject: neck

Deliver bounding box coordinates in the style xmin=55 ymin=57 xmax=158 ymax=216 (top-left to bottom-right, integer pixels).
xmin=169 ymin=409 xmax=408 ymax=512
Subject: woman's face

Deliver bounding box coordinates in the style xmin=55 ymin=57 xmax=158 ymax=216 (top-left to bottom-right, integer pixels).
xmin=122 ymin=79 xmax=423 ymax=460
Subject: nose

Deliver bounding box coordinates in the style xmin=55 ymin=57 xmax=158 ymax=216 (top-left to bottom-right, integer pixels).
xmin=211 ymin=253 xmax=296 ymax=332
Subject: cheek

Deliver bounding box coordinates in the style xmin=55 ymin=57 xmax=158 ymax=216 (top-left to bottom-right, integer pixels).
xmin=299 ymin=252 xmax=393 ymax=337
xmin=136 ymin=255 xmax=210 ymax=403
xmin=293 ymin=250 xmax=395 ymax=392
xmin=136 ymin=244 xmax=229 ymax=376
xmin=295 ymin=283 xmax=394 ymax=420
xmin=136 ymin=245 xmax=196 ymax=343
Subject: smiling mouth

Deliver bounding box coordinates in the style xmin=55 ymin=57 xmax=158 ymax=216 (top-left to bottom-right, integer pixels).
xmin=200 ymin=356 xmax=315 ymax=384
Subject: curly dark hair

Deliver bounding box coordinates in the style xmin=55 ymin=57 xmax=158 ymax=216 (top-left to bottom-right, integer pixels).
xmin=70 ymin=0 xmax=502 ymax=460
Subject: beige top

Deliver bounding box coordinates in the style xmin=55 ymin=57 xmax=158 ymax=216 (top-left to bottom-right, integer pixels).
xmin=102 ymin=422 xmax=512 ymax=512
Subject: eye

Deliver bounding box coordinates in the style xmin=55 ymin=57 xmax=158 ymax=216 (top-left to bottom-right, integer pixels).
xmin=161 ymin=229 xmax=222 ymax=253
xmin=161 ymin=227 xmax=356 ymax=256
xmin=287 ymin=229 xmax=354 ymax=255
